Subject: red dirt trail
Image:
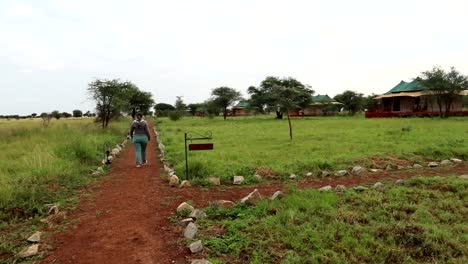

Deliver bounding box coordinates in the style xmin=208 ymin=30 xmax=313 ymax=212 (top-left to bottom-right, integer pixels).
xmin=40 ymin=123 xmax=468 ymax=263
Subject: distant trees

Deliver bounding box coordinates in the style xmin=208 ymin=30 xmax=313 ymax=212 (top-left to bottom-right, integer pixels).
xmin=248 ymin=76 xmax=314 ymax=119
xmin=87 ymin=79 xmax=154 ymax=128
xmin=31 ymin=113 xmax=37 ymax=118
xmin=154 ymin=103 xmax=175 ymax=117
xmin=333 ymin=91 xmax=364 ymax=115
xmin=363 ymin=94 xmax=379 ymax=112
xmin=187 ymin=103 xmax=202 ymax=116
xmin=418 ymin=66 xmax=468 ymax=117
xmin=210 ymin=87 xmax=242 ymax=120
xmin=73 ymin=110 xmax=83 ymax=118
xmin=62 ymin=112 xmax=72 ymax=118
xmin=51 ymin=110 xmax=61 ymax=119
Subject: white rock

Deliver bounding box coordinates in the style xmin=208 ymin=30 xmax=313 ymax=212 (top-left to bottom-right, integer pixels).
xmin=306 ymin=172 xmax=313 ymax=177
xmin=334 ymin=170 xmax=348 ymax=177
xmin=111 ymin=148 xmax=120 ymax=155
xmin=18 ymin=244 xmax=39 ymax=258
xmin=214 ymin=200 xmax=235 ymax=208
xmin=395 ymin=179 xmax=405 ymax=185
xmin=428 ymin=162 xmax=439 ymax=167
xmin=184 ymin=222 xmax=198 ymax=239
xmin=233 ymin=176 xmax=245 ymax=185
xmin=240 ymin=189 xmax=262 ymax=205
xmin=369 ymin=169 xmax=383 ymax=173
xmin=97 ymin=167 xmax=104 ymax=173
xmin=450 ymin=158 xmax=462 ymax=163
xmin=189 ymin=240 xmax=203 ymax=253
xmin=319 ymin=186 xmax=332 ymax=191
xmin=352 ymin=166 xmax=367 ymax=175
xmin=459 ymin=175 xmax=468 ymax=179
xmin=440 ymin=160 xmax=452 ymax=166
xmin=335 ymin=185 xmax=346 ymax=192
xmin=189 ymin=209 xmax=207 ymax=219
xmin=254 ymin=174 xmax=262 ymax=181
xmin=48 ymin=205 xmax=59 ymax=215
xmin=373 ymin=182 xmax=385 ymax=189
xmin=27 ymin=231 xmax=41 ymax=243
xmin=270 ymin=191 xmax=284 ymax=200
xmin=321 ymin=171 xmax=331 ymax=177
xmin=413 ymin=164 xmax=423 ymax=169
xmin=289 ymin=174 xmax=297 ymax=180
xmin=180 ymin=218 xmax=195 ymax=226
xmin=176 ymin=202 xmax=195 ymax=214
xmin=191 ymin=260 xmax=212 ymax=264
xmin=169 ymin=175 xmax=180 ymax=187
xmin=385 ymin=164 xmax=394 ymax=170
xmin=179 ymin=180 xmax=192 ymax=188
xmin=208 ymin=177 xmax=221 ymax=185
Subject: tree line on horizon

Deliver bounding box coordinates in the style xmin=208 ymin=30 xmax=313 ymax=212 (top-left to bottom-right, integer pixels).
xmin=156 ymin=66 xmax=468 ymax=120
xmin=2 ymin=65 xmax=467 ymax=125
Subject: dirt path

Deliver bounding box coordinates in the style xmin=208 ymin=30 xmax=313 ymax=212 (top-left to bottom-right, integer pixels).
xmin=41 ymin=125 xmax=468 ymax=263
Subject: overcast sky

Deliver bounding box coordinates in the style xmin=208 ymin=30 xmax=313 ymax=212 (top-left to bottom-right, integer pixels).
xmin=1 ymin=0 xmax=467 ymax=115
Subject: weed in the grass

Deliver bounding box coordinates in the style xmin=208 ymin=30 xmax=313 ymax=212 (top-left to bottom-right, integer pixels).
xmin=199 ymin=176 xmax=468 ymax=263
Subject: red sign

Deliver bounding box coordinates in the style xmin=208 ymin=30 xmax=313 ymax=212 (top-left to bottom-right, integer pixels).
xmin=189 ymin=143 xmax=214 ymax=151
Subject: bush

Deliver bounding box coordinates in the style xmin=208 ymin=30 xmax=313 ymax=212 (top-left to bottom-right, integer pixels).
xmin=168 ymin=111 xmax=183 ymax=121
xmin=73 ymin=110 xmax=83 ymax=118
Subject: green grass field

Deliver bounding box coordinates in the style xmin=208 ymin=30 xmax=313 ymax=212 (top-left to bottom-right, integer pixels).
xmin=197 ymin=176 xmax=468 ymax=263
xmin=0 ymin=117 xmax=130 ymax=260
xmin=157 ymin=116 xmax=468 ymax=182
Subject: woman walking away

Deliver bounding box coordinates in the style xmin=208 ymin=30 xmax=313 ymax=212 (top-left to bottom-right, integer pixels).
xmin=129 ymin=112 xmax=151 ymax=168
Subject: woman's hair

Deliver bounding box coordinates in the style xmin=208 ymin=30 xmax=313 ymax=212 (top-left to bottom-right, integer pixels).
xmin=136 ymin=112 xmax=143 ymax=118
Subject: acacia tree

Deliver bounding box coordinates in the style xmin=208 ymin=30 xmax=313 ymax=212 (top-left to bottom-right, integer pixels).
xmin=248 ymin=76 xmax=314 ymax=119
xmin=273 ymin=86 xmax=303 ymax=140
xmin=211 ymin=87 xmax=241 ymax=120
xmin=418 ymin=66 xmax=468 ymax=117
xmin=333 ymin=90 xmax=364 ymax=115
xmin=126 ymin=85 xmax=155 ymax=119
xmin=88 ymin=79 xmax=133 ymax=128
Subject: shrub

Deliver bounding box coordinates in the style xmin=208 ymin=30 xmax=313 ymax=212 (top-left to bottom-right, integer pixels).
xmin=168 ymin=111 xmax=183 ymax=121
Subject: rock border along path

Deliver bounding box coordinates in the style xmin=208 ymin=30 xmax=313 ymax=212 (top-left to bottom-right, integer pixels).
xmin=40 ymin=120 xmax=468 ymax=263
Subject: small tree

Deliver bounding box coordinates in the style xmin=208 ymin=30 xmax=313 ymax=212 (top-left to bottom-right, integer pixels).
xmin=248 ymin=77 xmax=314 ymax=119
xmin=211 ymin=87 xmax=241 ymax=120
xmin=154 ymin=103 xmax=175 ymax=117
xmin=333 ymin=91 xmax=364 ymax=115
xmin=51 ymin=110 xmax=62 ymax=119
xmin=31 ymin=113 xmax=37 ymax=118
xmin=62 ymin=112 xmax=72 ymax=118
xmin=418 ymin=66 xmax=468 ymax=117
xmin=40 ymin=113 xmax=52 ymax=127
xmin=175 ymin=96 xmax=187 ymax=112
xmin=88 ymin=79 xmax=132 ymax=128
xmin=271 ymin=85 xmax=311 ymax=140
xmin=73 ymin=110 xmax=83 ymax=117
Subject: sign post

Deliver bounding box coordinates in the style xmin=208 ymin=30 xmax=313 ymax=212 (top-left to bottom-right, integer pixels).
xmin=184 ymin=131 xmax=213 ymax=180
